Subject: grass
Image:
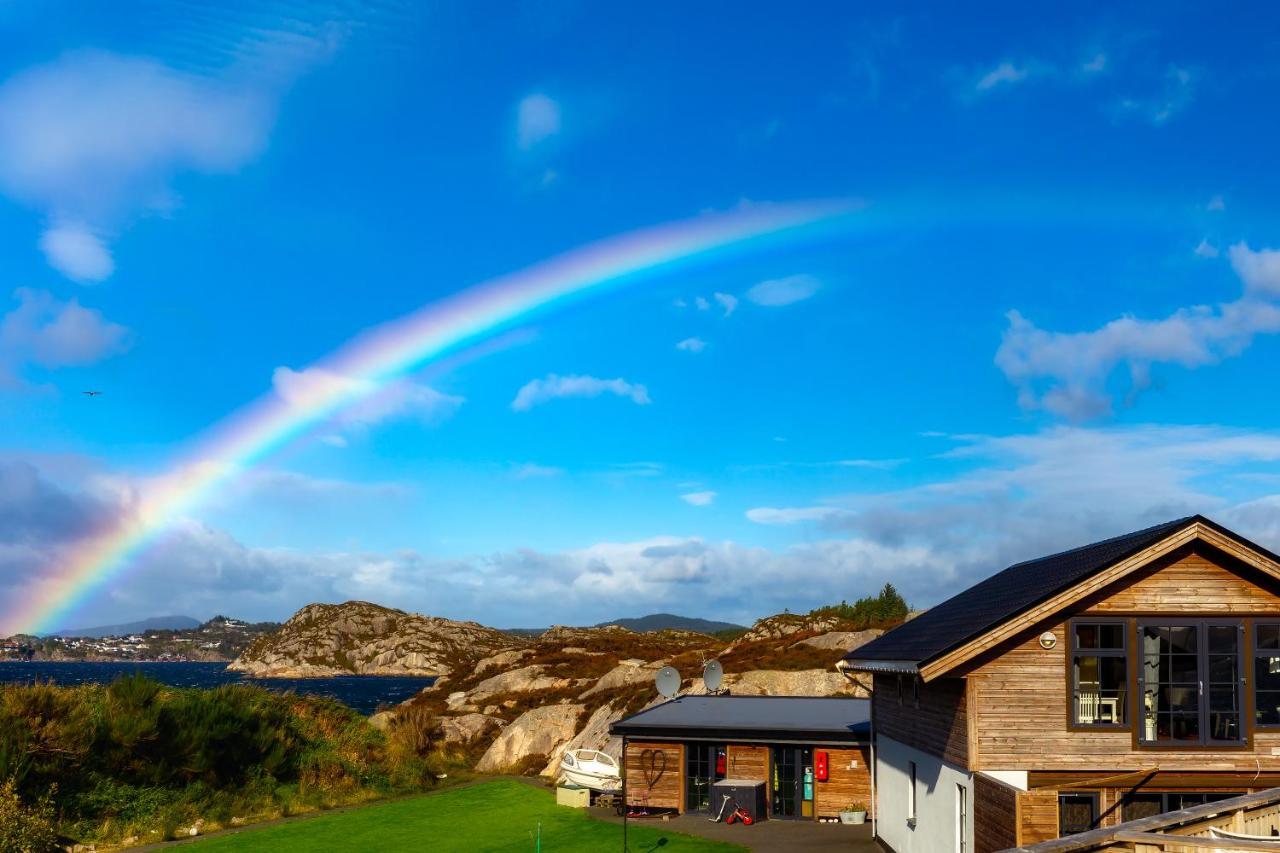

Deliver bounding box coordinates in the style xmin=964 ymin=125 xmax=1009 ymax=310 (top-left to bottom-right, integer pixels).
xmin=187 ymin=779 xmax=745 ymax=852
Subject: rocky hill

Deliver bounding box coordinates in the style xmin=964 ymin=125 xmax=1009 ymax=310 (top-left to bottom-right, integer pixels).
xmin=228 ymin=601 xmax=516 ymax=678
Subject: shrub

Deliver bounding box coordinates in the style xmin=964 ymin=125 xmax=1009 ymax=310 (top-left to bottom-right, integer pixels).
xmin=0 ymin=778 xmax=58 ymax=853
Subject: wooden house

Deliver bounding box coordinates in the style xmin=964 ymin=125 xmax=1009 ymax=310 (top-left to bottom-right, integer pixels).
xmin=840 ymin=516 xmax=1280 ymax=853
xmin=610 ymin=695 xmax=872 ymax=821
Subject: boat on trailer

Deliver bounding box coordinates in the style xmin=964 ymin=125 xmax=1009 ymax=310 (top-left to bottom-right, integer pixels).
xmin=558 ymin=749 xmax=621 ymax=790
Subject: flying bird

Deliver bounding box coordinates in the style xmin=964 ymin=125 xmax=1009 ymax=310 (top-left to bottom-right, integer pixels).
xmin=82 ymin=390 xmax=102 ymax=397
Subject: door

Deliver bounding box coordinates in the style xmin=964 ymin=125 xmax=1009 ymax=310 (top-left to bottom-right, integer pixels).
xmin=1138 ymin=622 xmax=1243 ymax=745
xmin=684 ymin=743 xmax=727 ymax=812
xmin=770 ymin=746 xmax=814 ymax=819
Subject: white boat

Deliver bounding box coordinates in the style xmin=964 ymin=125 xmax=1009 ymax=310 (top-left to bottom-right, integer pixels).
xmin=558 ymin=749 xmax=621 ymax=790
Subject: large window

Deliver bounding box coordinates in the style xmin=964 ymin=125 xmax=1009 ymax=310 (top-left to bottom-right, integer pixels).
xmin=1121 ymin=791 xmax=1243 ymax=822
xmin=1139 ymin=622 xmax=1243 ymax=745
xmin=1071 ymin=621 xmax=1128 ymax=726
xmin=1255 ymin=623 xmax=1280 ymax=727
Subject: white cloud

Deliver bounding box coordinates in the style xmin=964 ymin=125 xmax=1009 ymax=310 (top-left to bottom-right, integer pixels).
xmin=996 ymin=245 xmax=1280 ymax=419
xmin=0 ymin=51 xmax=285 ymax=280
xmin=746 ymin=274 xmax=821 ymax=307
xmin=511 ymin=373 xmax=650 ymax=411
xmin=38 ymin=222 xmax=115 ymax=283
xmin=1208 ymin=195 xmax=1226 ymax=212
xmin=675 ymin=337 xmax=707 ymax=353
xmin=1082 ymin=53 xmax=1107 ymax=74
xmin=1194 ymin=239 xmax=1219 ymax=259
xmin=975 ymin=61 xmax=1029 ymax=91
xmin=714 ymin=292 xmax=738 ymax=317
xmin=694 ymin=296 xmax=711 ymax=311
xmin=272 ymin=366 xmax=464 ymax=433
xmin=1230 ymin=242 xmax=1280 ymax=299
xmin=746 ymin=506 xmax=852 ymax=525
xmin=515 ymin=92 xmax=561 ymax=150
xmin=0 ymin=288 xmax=130 ymax=383
xmin=680 ymin=490 xmax=717 ymax=506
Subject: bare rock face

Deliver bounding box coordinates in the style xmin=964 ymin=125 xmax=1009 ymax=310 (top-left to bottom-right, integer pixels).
xmin=729 ymin=669 xmax=863 ymax=697
xmin=466 ymin=664 xmax=574 ymax=704
xmin=440 ymin=713 xmax=505 ymax=744
xmin=540 ymin=624 xmax=634 ymax=644
xmin=793 ymin=629 xmax=883 ymax=651
xmin=578 ymin=659 xmax=664 ymax=698
xmin=542 ymin=702 xmax=625 ymax=776
xmin=475 ymin=648 xmax=533 ymax=676
xmin=729 ymin=613 xmax=843 ymax=649
xmin=476 ymin=703 xmax=584 ymax=772
xmin=227 ymin=601 xmax=516 ymax=679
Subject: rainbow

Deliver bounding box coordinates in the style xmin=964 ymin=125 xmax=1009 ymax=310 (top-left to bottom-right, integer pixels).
xmin=9 ymin=200 xmax=859 ymax=636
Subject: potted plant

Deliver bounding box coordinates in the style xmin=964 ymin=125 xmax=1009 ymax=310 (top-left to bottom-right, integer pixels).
xmin=840 ymin=801 xmax=868 ymax=825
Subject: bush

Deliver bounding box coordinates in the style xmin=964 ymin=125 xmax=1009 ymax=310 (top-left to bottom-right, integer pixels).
xmin=0 ymin=778 xmax=58 ymax=853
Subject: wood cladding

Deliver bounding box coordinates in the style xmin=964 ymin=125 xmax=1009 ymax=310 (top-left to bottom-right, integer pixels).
xmin=625 ymin=741 xmax=683 ymax=811
xmin=968 ymin=547 xmax=1280 ymax=772
xmin=725 ymin=744 xmax=768 ymax=786
xmin=875 ymin=674 xmax=969 ymax=767
xmin=974 ymin=774 xmax=1018 ymax=853
xmin=813 ymin=747 xmax=872 ymax=818
xmin=1018 ymin=787 xmax=1059 ymax=845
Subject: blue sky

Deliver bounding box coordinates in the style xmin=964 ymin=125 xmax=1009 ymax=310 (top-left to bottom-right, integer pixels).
xmin=3 ymin=2 xmax=1280 ymax=630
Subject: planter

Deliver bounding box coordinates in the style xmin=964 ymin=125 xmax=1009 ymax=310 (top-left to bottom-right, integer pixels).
xmin=839 ymin=810 xmax=867 ymax=825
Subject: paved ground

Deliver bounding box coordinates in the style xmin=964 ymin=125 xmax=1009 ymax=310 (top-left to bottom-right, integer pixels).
xmin=588 ymin=806 xmax=882 ymax=852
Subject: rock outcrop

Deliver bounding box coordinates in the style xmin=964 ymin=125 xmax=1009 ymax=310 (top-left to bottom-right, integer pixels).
xmin=476 ymin=703 xmax=584 ymax=772
xmin=729 ymin=668 xmax=863 ymax=697
xmin=542 ymin=702 xmax=625 ymax=776
xmin=441 ymin=713 xmax=505 ymax=744
xmin=578 ymin=659 xmax=663 ymax=698
xmin=793 ymin=628 xmax=883 ymax=651
xmin=228 ymin=601 xmax=516 ymax=678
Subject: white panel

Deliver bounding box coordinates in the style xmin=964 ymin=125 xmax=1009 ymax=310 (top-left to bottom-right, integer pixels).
xmin=981 ymin=770 xmax=1028 ymax=791
xmin=876 ymin=734 xmax=975 ymax=853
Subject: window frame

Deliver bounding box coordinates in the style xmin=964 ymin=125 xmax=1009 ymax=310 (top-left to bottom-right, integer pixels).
xmin=1253 ymin=621 xmax=1280 ymax=730
xmin=1057 ymin=792 xmax=1099 ymax=837
xmin=1120 ymin=791 xmax=1245 ymax=822
xmin=1068 ymin=618 xmax=1132 ymax=731
xmin=1136 ymin=619 xmax=1246 ymax=748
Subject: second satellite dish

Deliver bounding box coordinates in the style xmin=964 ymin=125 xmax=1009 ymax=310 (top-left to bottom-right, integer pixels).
xmin=655 ymin=665 xmax=681 ymax=698
xmin=703 ymin=660 xmax=723 ymax=693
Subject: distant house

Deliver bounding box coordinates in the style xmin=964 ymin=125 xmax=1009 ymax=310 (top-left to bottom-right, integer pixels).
xmin=610 ymin=695 xmax=871 ymax=821
xmin=841 ymin=516 xmax=1280 ymax=853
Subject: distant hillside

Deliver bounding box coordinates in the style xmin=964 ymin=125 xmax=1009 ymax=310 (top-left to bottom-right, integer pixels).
xmin=595 ymin=613 xmax=746 ymax=634
xmin=47 ymin=615 xmax=201 ymax=638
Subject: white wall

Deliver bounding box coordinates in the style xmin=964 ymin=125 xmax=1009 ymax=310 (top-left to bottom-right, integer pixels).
xmin=876 ymin=734 xmax=974 ymax=853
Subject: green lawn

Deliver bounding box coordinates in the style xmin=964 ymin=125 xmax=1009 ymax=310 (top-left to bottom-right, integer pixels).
xmin=186 ymin=780 xmax=744 ymax=852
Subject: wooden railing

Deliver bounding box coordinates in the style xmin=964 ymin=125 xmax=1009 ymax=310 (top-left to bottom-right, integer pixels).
xmin=1003 ymin=788 xmax=1280 ymax=852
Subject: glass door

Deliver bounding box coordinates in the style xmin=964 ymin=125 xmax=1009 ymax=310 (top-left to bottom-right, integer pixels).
xmin=684 ymin=744 xmax=726 ymax=812
xmin=1139 ymin=621 xmax=1243 ymax=745
xmin=770 ymin=747 xmax=814 ymax=819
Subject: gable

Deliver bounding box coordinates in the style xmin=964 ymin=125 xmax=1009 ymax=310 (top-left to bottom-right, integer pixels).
xmin=1086 ymin=546 xmax=1280 ymax=614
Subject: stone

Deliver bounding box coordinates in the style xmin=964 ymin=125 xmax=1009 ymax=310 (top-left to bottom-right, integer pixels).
xmin=793 ymin=629 xmax=883 ymax=651
xmin=474 ymin=648 xmax=534 ymax=676
xmin=579 ymin=659 xmax=663 ymax=698
xmin=465 ymin=664 xmax=573 ymax=704
xmin=476 ymin=704 xmax=585 ymax=773
xmin=440 ymin=713 xmax=504 ymax=744
xmin=368 ymin=711 xmax=395 ymax=731
xmin=542 ymin=702 xmax=625 ymax=777
xmin=729 ymin=669 xmax=862 ymax=697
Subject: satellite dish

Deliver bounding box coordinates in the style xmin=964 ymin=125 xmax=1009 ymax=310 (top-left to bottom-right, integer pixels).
xmin=703 ymin=660 xmax=723 ymax=693
xmin=655 ymin=666 xmax=681 ymax=698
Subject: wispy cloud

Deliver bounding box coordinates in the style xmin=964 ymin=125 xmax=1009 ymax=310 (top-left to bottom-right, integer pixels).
xmin=1115 ymin=65 xmax=1196 ymax=125
xmin=746 ymin=274 xmax=821 ymax=307
xmin=0 ymin=288 xmax=131 ymax=385
xmin=675 ymin=337 xmax=707 ymax=353
xmin=511 ymin=373 xmax=651 ymax=411
xmin=745 ymin=506 xmax=852 ymax=525
xmin=1081 ymin=53 xmax=1107 ymax=74
xmin=996 ymin=242 xmax=1280 ymax=419
xmin=272 ymin=366 xmax=464 ymax=434
xmin=515 ymin=92 xmax=561 ymax=150
xmin=1194 ymin=239 xmax=1219 ymax=259
xmin=714 ymin=292 xmax=738 ymax=317
xmin=512 ymin=462 xmax=564 ymax=479
xmin=975 ymin=61 xmax=1030 ymax=92
xmin=680 ymin=490 xmax=717 ymax=506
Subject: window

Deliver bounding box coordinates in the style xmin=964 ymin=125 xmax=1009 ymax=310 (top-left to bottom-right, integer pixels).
xmin=956 ymin=784 xmax=968 ymax=853
xmin=1255 ymin=623 xmax=1280 ymax=726
xmin=907 ymin=761 xmax=917 ymax=824
xmin=1071 ymin=621 xmax=1128 ymax=726
xmin=1139 ymin=621 xmax=1243 ymax=745
xmin=1058 ymin=793 xmax=1098 ymax=837
xmin=1121 ymin=792 xmax=1243 ymax=822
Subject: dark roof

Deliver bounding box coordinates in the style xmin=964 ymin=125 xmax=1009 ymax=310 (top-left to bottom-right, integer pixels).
xmin=611 ymin=695 xmax=870 ymax=744
xmin=844 ymin=515 xmax=1275 ymax=671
